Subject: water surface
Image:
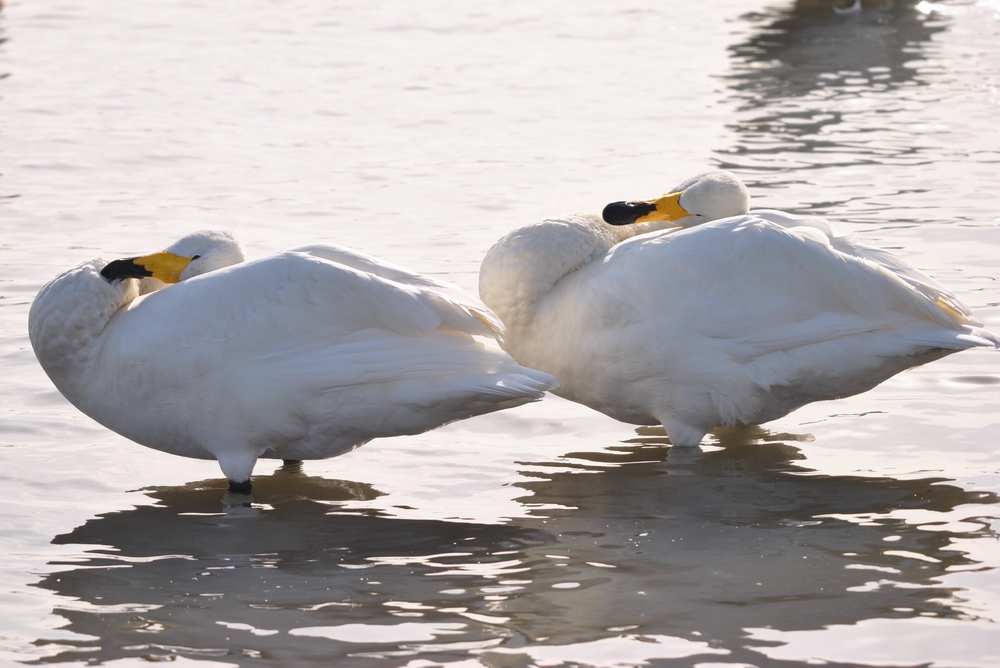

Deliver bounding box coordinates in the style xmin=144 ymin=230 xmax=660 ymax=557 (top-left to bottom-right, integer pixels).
xmin=2 ymin=0 xmax=999 ymax=666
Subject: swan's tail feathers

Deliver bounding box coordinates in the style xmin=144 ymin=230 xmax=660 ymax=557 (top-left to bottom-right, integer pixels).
xmin=443 ymin=366 xmax=558 ymax=420
xmin=959 ymin=325 xmax=1000 ymax=349
xmin=485 ymin=366 xmax=559 ymax=402
xmin=897 ymin=322 xmax=1000 ymax=351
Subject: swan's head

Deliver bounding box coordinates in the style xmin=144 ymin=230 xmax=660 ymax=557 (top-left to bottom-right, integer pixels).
xmin=602 ymin=171 xmax=750 ymax=228
xmin=99 ymin=230 xmax=246 ymax=284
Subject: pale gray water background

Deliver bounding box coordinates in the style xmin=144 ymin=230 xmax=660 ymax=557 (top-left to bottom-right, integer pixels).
xmin=1 ymin=0 xmax=1000 ymax=666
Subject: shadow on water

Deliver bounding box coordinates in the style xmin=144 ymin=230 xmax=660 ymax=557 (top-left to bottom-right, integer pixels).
xmin=30 ymin=431 xmax=998 ymax=666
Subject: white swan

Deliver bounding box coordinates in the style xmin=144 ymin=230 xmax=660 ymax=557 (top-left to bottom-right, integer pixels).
xmin=29 ymin=230 xmax=557 ymax=491
xmin=479 ymin=171 xmax=998 ymax=447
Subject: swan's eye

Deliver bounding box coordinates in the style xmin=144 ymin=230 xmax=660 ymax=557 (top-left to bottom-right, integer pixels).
xmin=191 ymin=255 xmax=201 ymax=260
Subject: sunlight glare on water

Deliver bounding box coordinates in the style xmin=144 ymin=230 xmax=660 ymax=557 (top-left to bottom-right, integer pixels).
xmin=1 ymin=0 xmax=999 ymax=666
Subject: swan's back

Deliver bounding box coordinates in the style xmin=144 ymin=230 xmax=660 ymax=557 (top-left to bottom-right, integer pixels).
xmin=295 ymin=243 xmax=505 ymax=336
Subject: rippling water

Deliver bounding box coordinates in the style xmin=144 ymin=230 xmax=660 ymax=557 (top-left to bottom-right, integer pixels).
xmin=2 ymin=0 xmax=999 ymax=666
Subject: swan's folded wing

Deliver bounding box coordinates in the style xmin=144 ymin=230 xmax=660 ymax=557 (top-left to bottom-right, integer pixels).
xmin=835 ymin=242 xmax=976 ymax=324
xmin=105 ymin=251 xmax=555 ymax=423
xmin=246 ymin=330 xmax=553 ymax=396
xmin=614 ymin=215 xmax=990 ymax=358
xmin=753 ymin=209 xmax=977 ymax=324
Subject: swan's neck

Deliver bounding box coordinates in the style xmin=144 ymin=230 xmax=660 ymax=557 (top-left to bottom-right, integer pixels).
xmin=479 ymin=213 xmax=669 ymax=333
xmin=28 ymin=260 xmax=137 ymax=400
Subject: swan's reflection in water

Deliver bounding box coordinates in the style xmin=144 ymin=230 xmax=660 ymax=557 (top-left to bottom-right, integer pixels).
xmin=32 ymin=433 xmax=997 ymax=666
xmin=498 ymin=427 xmax=998 ymax=664
xmin=34 ymin=468 xmax=552 ymax=665
xmin=729 ymin=1 xmax=945 ymax=103
xmin=721 ymin=1 xmax=949 ymax=194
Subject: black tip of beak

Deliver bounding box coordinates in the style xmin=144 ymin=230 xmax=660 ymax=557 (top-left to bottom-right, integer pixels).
xmin=100 ymin=258 xmax=152 ymax=282
xmin=602 ymin=200 xmax=657 ymax=226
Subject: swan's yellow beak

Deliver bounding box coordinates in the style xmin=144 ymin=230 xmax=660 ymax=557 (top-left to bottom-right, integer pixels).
xmin=100 ymin=251 xmax=194 ymax=283
xmin=602 ymin=190 xmax=690 ymax=226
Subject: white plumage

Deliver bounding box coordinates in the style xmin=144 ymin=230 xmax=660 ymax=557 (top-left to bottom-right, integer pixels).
xmin=479 ymin=171 xmax=997 ymax=447
xmin=29 ymin=230 xmax=556 ymax=490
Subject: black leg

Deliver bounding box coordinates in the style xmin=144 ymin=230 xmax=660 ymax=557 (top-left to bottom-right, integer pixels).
xmin=228 ymin=479 xmax=252 ymax=494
